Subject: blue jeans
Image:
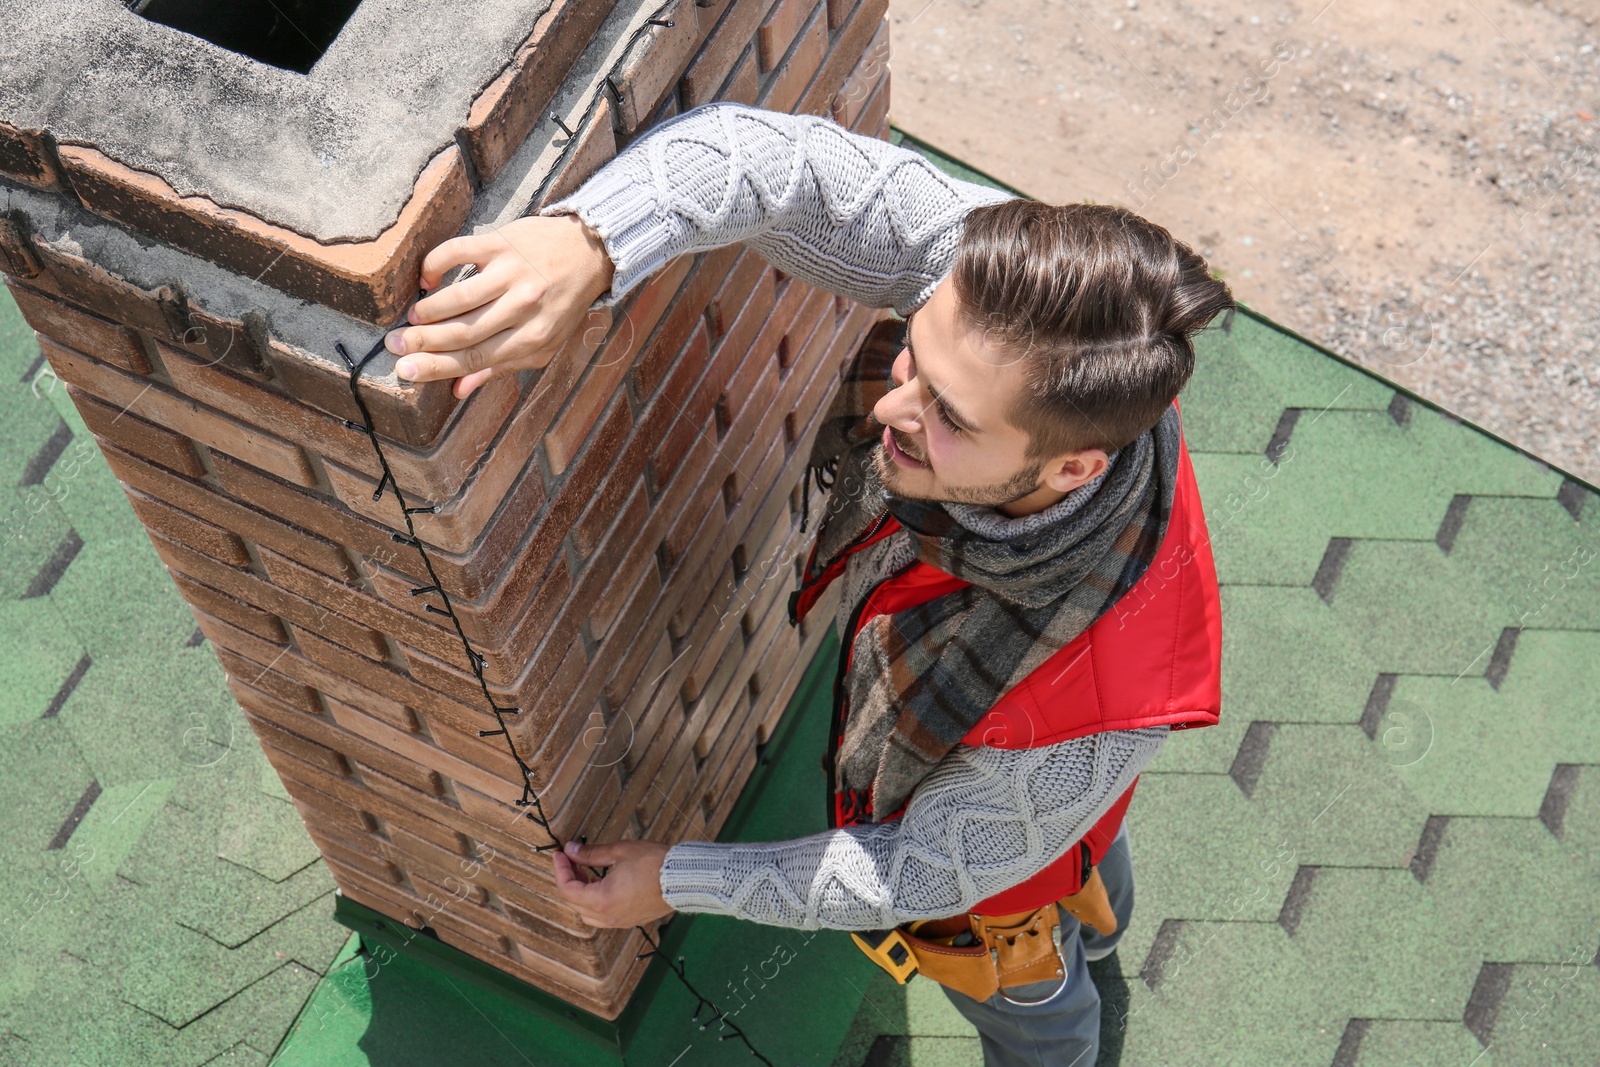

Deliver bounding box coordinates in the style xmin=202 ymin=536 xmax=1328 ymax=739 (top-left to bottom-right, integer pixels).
xmin=939 ymin=822 xmax=1135 ymax=1067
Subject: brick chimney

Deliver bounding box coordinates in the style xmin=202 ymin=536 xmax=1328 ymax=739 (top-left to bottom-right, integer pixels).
xmin=0 ymin=0 xmax=890 ymax=1019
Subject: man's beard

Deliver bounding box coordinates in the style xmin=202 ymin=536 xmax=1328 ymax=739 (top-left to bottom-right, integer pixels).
xmin=873 ymin=432 xmax=1042 ymax=507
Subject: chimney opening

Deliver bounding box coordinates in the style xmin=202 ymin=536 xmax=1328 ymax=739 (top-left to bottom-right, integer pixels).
xmin=127 ymin=0 xmax=363 ymax=74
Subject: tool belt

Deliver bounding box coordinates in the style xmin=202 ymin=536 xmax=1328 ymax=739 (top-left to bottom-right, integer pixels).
xmin=851 ymin=844 xmax=1118 ymax=1004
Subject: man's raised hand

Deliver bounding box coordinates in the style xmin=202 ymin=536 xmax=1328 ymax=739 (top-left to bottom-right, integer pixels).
xmin=553 ymin=838 xmax=674 ymax=929
xmin=383 ymin=213 xmax=615 ymax=400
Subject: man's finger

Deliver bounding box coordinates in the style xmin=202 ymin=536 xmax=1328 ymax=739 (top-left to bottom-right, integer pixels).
xmin=410 ymin=271 xmax=507 ymax=326
xmin=552 ymin=851 xmax=602 ymax=894
xmin=563 ymin=840 xmax=625 ymax=868
xmin=452 ymin=365 xmax=501 ymax=400
xmin=418 ymin=233 xmax=504 ymax=290
xmin=392 ymin=308 xmax=569 ymax=383
xmin=393 ymin=324 xmax=555 ymax=383
xmin=387 ymin=297 xmax=510 ymax=361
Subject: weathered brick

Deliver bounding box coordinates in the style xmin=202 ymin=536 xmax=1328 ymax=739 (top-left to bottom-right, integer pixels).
xmin=323 ymin=441 xmax=548 ymax=559
xmin=364 ymin=551 xmax=571 ymax=667
xmin=425 ymin=716 xmax=528 ymax=786
xmin=757 ymin=275 xmax=821 ymax=376
xmin=6 ymin=281 xmax=151 ymax=374
xmin=214 ymin=646 xmax=324 ymax=715
xmin=193 ymin=603 xmax=485 ymax=741
xmin=126 ymin=490 xmax=254 ymax=569
xmin=287 ymin=615 xmax=390 ymax=664
xmin=707 ymin=249 xmax=769 ymax=339
xmin=503 ymin=638 xmax=592 ymax=778
xmin=658 ymin=417 xmax=734 ymax=570
xmin=653 ymin=272 xmax=778 ymax=488
xmin=681 ymin=0 xmax=778 ymax=109
xmin=797 ymin=0 xmax=890 ymax=117
xmin=18 ymin=232 xmax=186 ymax=338
xmin=454 ymin=784 xmax=557 ymax=851
xmin=723 ymin=45 xmax=761 ymax=106
xmin=0 ymin=118 xmax=61 ymax=189
xmin=694 ymin=575 xmax=788 ymax=759
xmin=43 ymin=336 xmax=318 ymax=487
xmin=307 ymin=826 xmax=404 ymax=885
xmin=285 ymin=783 xmax=379 ymax=838
xmin=107 ymin=445 xmax=364 ymax=582
xmin=757 ymin=1 xmax=828 ymax=113
xmin=537 ymin=96 xmax=619 ymax=210
xmin=581 ymin=485 xmax=654 ymax=639
xmin=324 ymin=695 xmax=519 ymax=802
xmin=151 ymin=530 xmax=456 ymax=678
xmin=648 ymin=341 xmax=722 ymax=495
xmin=244 ymin=709 xmax=352 ymax=779
xmin=170 ymin=572 xmax=288 ymax=645
xmin=251 ymin=546 xmax=465 ymax=664
xmin=388 ymin=822 xmax=477 ymax=867
xmin=69 ymin=387 xmax=205 ymax=478
xmin=462 ymin=0 xmax=620 ymax=185
xmin=632 ymin=245 xmax=739 ymax=397
xmin=831 ymin=16 xmax=890 ymax=129
xmin=161 ymin=338 xmax=523 ymax=505
xmin=55 ymin=144 xmax=472 ymax=325
xmin=234 ymin=679 xmax=448 ymax=797
xmin=545 ymin=254 xmax=691 ymax=475
xmin=0 ymin=215 xmax=43 ymax=279
xmin=613 ymin=0 xmax=702 ymax=136
xmin=291 ymin=626 xmax=462 ymax=717
xmin=618 ymin=675 xmax=685 ymax=783
xmin=261 ymin=334 xmax=463 ymax=451
xmin=852 ymin=61 xmax=892 ymax=138
xmin=720 ymin=310 xmax=784 ymax=439
xmin=164 ymin=305 xmax=274 ymax=382
xmin=826 ymin=0 xmax=857 ymax=30
xmin=758 ymin=0 xmax=820 ymax=71
xmin=680 ymin=599 xmax=745 ymax=705
xmin=207 ymin=454 xmax=426 ymax=580
xmin=695 ymin=0 xmax=733 ymax=33
xmin=266 ymin=737 xmax=538 ymax=870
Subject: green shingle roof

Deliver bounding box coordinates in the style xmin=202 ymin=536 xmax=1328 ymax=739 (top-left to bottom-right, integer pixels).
xmin=1 ymin=132 xmax=1597 ymax=1066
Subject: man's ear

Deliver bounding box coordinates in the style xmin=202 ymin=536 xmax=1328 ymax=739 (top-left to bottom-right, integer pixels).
xmin=1041 ymin=448 xmax=1109 ymax=494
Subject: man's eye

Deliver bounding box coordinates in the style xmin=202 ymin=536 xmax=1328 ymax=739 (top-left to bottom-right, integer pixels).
xmin=935 ymin=405 xmax=963 ymax=435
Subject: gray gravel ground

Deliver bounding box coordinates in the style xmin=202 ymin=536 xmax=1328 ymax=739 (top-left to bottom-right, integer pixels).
xmin=886 ymin=0 xmax=1600 ymax=486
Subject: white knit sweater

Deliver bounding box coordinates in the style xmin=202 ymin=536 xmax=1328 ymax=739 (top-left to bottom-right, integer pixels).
xmin=544 ymin=103 xmax=1168 ymax=932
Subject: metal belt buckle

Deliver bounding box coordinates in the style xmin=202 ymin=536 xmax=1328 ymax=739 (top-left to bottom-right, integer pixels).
xmin=996 ymin=917 xmax=1070 ymax=1007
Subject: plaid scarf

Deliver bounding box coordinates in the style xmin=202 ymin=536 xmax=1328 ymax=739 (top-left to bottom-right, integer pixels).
xmin=797 ymin=319 xmax=1183 ymax=822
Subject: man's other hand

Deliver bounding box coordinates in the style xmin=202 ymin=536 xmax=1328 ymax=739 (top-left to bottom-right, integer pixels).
xmin=383 ymin=213 xmax=615 ymax=400
xmin=552 ymin=838 xmax=674 ymax=929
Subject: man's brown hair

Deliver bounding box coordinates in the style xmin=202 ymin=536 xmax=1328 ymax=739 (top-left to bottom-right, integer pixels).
xmin=951 ymin=200 xmax=1236 ymax=458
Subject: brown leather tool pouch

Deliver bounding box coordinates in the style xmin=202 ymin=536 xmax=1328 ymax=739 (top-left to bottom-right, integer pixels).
xmin=853 ymin=906 xmax=1068 ymax=1003
xmin=852 ymin=851 xmax=1118 ymax=1001
xmin=1059 ymin=865 xmax=1118 ymax=937
xmin=973 ymin=907 xmax=1067 ymax=993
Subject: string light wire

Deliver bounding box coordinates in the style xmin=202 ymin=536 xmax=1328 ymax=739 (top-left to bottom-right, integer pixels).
xmin=334 ymin=336 xmax=785 ymax=1065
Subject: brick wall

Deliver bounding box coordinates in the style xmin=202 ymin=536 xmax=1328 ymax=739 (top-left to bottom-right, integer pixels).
xmin=0 ymin=0 xmax=891 ymax=1019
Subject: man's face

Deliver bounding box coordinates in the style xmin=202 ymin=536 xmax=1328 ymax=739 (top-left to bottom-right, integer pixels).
xmin=870 ymin=279 xmax=1106 ymax=514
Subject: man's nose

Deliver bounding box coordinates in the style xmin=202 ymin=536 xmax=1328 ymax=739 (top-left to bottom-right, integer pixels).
xmin=875 ymin=349 xmax=923 ymax=431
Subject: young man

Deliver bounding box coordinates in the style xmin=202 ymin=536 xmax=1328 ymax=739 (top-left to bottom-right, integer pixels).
xmin=382 ymin=103 xmax=1231 ymax=1066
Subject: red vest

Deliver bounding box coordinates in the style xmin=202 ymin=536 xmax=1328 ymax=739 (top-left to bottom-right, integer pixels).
xmin=791 ymin=407 xmax=1222 ymax=915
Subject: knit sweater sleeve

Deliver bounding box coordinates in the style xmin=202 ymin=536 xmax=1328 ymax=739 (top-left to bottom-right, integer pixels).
xmin=656 ymin=725 xmax=1168 ymax=931
xmin=538 ymin=102 xmax=1014 ymax=315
